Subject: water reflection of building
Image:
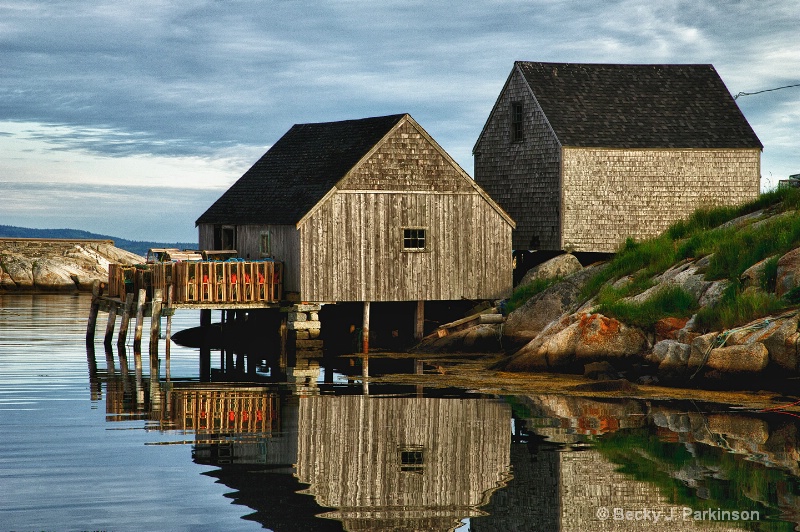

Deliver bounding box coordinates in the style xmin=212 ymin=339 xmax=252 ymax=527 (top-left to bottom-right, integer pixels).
xmin=295 ymin=396 xmax=512 ymax=532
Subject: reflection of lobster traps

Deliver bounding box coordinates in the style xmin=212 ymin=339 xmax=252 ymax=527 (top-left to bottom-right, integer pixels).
xmin=171 ymin=388 xmax=279 ymax=433
xmin=171 ymin=260 xmax=283 ymax=304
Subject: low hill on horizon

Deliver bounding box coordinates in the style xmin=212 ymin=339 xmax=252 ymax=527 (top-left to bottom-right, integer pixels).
xmin=0 ymin=225 xmax=196 ymax=257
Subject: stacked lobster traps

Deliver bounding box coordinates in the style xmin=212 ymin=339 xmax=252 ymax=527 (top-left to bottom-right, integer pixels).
xmin=107 ymin=260 xmax=283 ymax=305
xmin=174 ymin=260 xmax=283 ymax=304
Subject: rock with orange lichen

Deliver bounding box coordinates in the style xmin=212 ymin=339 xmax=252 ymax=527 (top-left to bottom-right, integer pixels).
xmin=501 ymin=312 xmax=648 ymax=371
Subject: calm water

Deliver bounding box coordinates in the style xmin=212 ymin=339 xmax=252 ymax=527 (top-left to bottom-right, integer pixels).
xmin=1 ymin=293 xmax=799 ymax=531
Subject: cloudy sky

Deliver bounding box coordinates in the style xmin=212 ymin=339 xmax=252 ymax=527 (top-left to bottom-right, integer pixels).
xmin=1 ymin=0 xmax=798 ymax=243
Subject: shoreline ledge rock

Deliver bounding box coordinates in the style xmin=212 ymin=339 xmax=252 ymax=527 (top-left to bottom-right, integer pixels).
xmin=0 ymin=239 xmax=142 ymax=292
xmin=421 ymin=236 xmax=800 ymax=388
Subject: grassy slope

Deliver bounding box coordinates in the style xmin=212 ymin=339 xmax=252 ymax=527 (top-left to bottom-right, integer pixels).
xmin=0 ymin=225 xmax=196 ymax=257
xmin=507 ymin=187 xmax=800 ymax=332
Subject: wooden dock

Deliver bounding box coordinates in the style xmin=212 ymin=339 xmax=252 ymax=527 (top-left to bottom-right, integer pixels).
xmin=87 ymin=260 xmax=285 ymax=353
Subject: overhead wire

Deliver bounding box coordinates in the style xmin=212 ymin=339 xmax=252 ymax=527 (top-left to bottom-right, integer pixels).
xmin=734 ymin=83 xmax=800 ymax=100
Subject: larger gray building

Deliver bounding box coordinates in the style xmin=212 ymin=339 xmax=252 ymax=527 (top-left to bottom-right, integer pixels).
xmin=474 ymin=62 xmax=763 ymax=253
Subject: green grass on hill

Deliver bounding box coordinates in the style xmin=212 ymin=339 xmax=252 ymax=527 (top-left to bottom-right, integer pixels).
xmin=579 ymin=186 xmax=800 ymax=332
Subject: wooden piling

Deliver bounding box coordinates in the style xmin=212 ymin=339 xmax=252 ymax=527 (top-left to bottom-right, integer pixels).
xmin=103 ymin=302 xmax=117 ymax=347
xmin=362 ymin=301 xmax=370 ymax=354
xmin=279 ymin=316 xmax=288 ymax=368
xmin=85 ymin=280 xmax=103 ymax=344
xmin=150 ymin=288 xmax=163 ymax=348
xmin=362 ymin=353 xmax=369 ymax=395
xmin=165 ymin=285 xmax=173 ymax=382
xmin=414 ymin=300 xmax=425 ymax=342
xmin=117 ymin=293 xmax=134 ymax=348
xmin=133 ymin=288 xmax=146 ymax=349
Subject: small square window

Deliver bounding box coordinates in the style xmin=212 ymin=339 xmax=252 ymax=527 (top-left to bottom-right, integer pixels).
xmin=399 ymin=446 xmax=424 ymax=473
xmin=403 ymin=228 xmax=426 ymax=251
xmin=401 ymin=450 xmax=424 ymax=465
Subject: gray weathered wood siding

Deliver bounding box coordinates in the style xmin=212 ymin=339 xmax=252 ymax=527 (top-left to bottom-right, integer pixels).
xmin=295 ymin=395 xmax=511 ymax=526
xmin=343 ymin=121 xmax=475 ymax=193
xmin=297 ymin=118 xmax=513 ymax=302
xmin=198 ymin=224 xmax=214 ymax=252
xmin=561 ymin=147 xmax=761 ymax=252
xmin=299 ymin=191 xmax=511 ymax=301
xmin=197 ymin=222 xmax=301 ymax=292
xmin=474 ymin=67 xmax=562 ymax=250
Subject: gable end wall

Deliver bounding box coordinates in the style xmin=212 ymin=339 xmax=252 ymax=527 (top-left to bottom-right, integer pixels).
xmin=474 ymin=68 xmax=561 ymax=250
xmin=300 ymin=122 xmax=512 ymax=301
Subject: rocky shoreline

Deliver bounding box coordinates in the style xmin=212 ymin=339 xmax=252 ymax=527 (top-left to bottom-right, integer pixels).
xmin=418 ymin=202 xmax=800 ymax=390
xmin=0 ymin=239 xmax=142 ymax=292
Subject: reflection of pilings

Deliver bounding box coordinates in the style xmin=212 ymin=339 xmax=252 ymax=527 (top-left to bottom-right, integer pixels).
xmin=362 ymin=301 xmax=370 ymax=354
xmin=134 ymin=346 xmax=144 ymax=409
xmin=149 ymin=338 xmax=161 ymax=412
xmin=86 ymin=342 xmax=101 ymax=401
xmin=415 ymin=359 xmax=424 ymax=397
xmin=104 ymin=344 xmax=116 ymax=378
xmin=118 ymin=344 xmax=131 ymax=400
xmin=118 ymin=343 xmax=129 ymax=378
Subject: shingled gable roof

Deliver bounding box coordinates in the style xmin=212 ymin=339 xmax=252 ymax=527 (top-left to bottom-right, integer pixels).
xmin=196 ymin=114 xmax=406 ymax=226
xmin=481 ymin=61 xmax=763 ymax=150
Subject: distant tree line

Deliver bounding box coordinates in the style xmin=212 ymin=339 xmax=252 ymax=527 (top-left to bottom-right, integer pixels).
xmin=0 ymin=225 xmax=196 ymax=258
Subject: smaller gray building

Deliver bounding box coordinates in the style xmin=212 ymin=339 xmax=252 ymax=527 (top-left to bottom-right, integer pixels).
xmin=474 ymin=62 xmax=763 ymax=253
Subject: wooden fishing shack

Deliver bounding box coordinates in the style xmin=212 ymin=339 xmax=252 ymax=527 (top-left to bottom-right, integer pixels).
xmin=195 ymin=113 xmax=515 ymax=347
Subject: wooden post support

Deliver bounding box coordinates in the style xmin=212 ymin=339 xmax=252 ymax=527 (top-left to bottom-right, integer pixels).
xmin=279 ymin=316 xmax=288 ymax=368
xmin=150 ymin=289 xmax=163 ymax=349
xmin=165 ymin=285 xmax=173 ymax=382
xmin=414 ymin=300 xmax=425 ymax=342
xmin=362 ymin=301 xmax=370 ymax=354
xmin=85 ymin=280 xmax=103 ymax=344
xmin=103 ymin=302 xmax=118 ymax=347
xmin=133 ymin=289 xmax=146 ymax=349
xmin=117 ymin=293 xmax=134 ymax=348
xmin=362 ymin=353 xmax=369 ymax=396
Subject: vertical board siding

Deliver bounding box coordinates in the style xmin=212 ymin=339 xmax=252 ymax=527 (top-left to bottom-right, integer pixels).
xmin=474 ymin=68 xmax=562 ymax=250
xmin=198 ymin=223 xmax=300 ymax=292
xmin=294 ymin=395 xmax=511 ymax=526
xmin=299 ymin=191 xmax=512 ymax=302
xmin=561 ymin=148 xmax=762 ymax=252
xmin=296 ymin=117 xmax=513 ymax=302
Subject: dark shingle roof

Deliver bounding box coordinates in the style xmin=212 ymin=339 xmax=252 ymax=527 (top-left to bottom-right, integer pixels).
xmin=197 ymin=114 xmax=406 ymax=225
xmin=516 ymin=62 xmax=763 ymax=149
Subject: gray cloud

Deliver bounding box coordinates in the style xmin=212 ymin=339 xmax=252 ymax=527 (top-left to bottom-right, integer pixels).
xmin=0 ymin=0 xmax=798 ymax=239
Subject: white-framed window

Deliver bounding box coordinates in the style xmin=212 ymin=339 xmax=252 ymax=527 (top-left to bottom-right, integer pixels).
xmin=259 ymin=231 xmax=271 ymax=257
xmin=402 ymin=228 xmax=427 ymax=251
